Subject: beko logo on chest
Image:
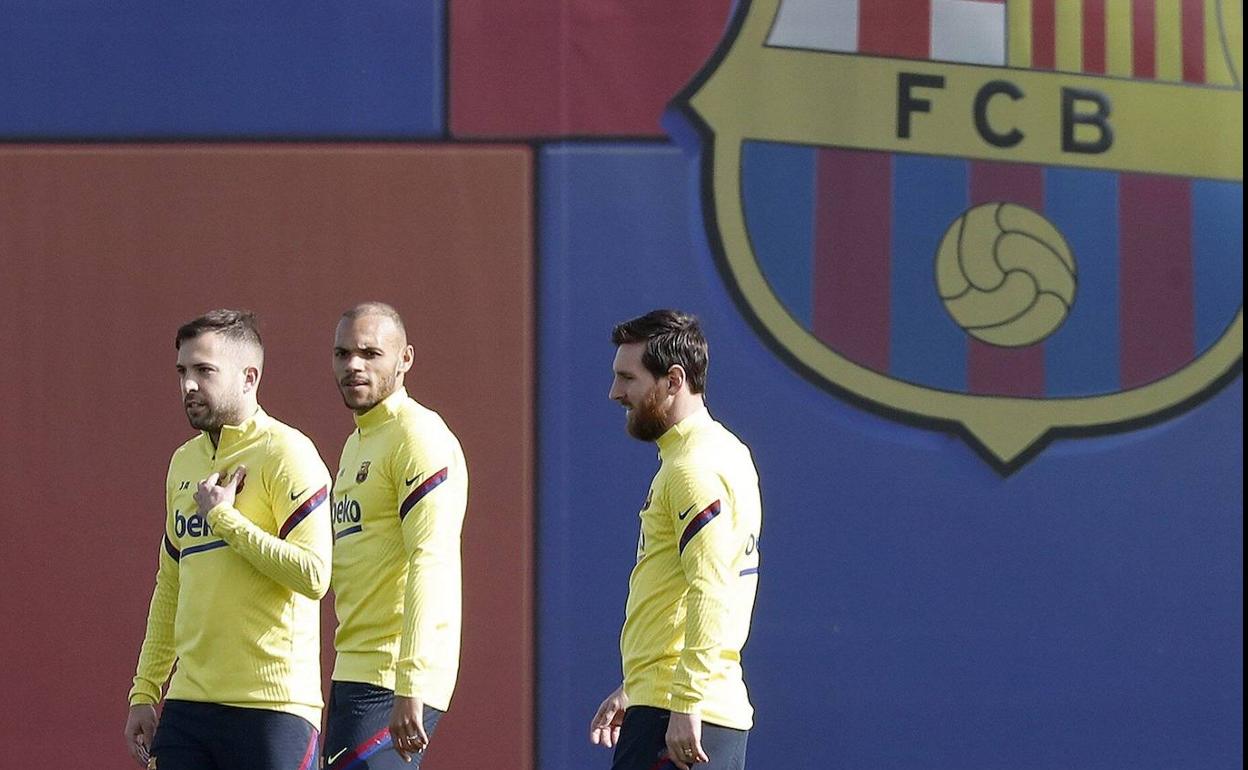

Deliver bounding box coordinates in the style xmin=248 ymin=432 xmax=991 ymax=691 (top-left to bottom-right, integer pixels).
xmin=173 ymin=509 xmax=213 ymax=538
xmin=333 ymin=498 xmax=362 ymax=524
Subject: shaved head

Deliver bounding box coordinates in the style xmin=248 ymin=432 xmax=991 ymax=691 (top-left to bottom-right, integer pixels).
xmin=333 ymin=302 xmax=414 ymax=414
xmin=341 ymin=302 xmax=407 ymax=346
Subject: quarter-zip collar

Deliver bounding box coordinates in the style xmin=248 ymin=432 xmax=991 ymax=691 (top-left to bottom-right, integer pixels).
xmin=354 ymin=388 xmax=408 ymax=435
xmin=655 ymin=406 xmax=712 ymax=459
xmin=209 ymin=407 xmax=268 ymax=456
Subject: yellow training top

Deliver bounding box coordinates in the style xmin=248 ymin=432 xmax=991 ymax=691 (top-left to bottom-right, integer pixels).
xmin=330 ymin=388 xmax=467 ymax=711
xmin=129 ymin=408 xmax=333 ymax=726
xmin=621 ymin=407 xmax=762 ymax=730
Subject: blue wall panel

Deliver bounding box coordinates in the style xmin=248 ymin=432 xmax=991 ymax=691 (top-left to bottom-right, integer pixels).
xmin=0 ymin=1 xmax=442 ymax=138
xmin=538 ymin=143 xmax=1243 ymax=770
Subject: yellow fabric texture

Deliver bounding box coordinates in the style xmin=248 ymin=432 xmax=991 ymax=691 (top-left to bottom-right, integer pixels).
xmin=129 ymin=409 xmax=333 ymax=726
xmin=329 ymin=388 xmax=467 ymax=711
xmin=620 ymin=408 xmax=762 ymax=730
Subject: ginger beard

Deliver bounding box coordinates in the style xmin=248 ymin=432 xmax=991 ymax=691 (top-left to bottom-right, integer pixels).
xmin=626 ymin=380 xmax=673 ymax=442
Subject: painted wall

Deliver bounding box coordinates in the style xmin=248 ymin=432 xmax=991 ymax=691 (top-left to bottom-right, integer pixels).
xmin=1 ymin=2 xmax=1240 ymax=769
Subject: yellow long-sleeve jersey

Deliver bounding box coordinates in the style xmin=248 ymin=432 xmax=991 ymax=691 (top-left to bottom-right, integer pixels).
xmin=330 ymin=388 xmax=467 ymax=711
xmin=129 ymin=409 xmax=333 ymax=726
xmin=621 ymin=408 xmax=762 ymax=730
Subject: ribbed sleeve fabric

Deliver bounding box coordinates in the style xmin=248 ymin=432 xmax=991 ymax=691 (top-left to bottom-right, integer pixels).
xmin=207 ymin=504 xmax=330 ymax=600
xmin=128 ymin=545 xmax=179 ymax=705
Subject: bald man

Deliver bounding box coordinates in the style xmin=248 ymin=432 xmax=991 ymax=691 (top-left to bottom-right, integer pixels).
xmin=323 ymin=303 xmax=468 ymax=768
xmin=124 ymin=309 xmax=332 ymax=770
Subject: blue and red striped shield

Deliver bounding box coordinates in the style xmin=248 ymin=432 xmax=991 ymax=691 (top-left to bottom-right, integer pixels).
xmin=678 ymin=0 xmax=1243 ymax=469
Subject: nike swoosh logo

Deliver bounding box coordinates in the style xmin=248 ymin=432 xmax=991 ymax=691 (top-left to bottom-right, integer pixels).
xmin=677 ymin=505 xmax=696 ymax=520
xmin=405 ymin=475 xmax=420 ymax=486
xmin=290 ymin=489 xmax=307 ymax=501
xmin=326 ymin=747 xmax=348 ymax=765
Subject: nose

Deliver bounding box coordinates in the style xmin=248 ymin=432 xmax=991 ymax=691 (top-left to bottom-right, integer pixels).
xmin=182 ymin=377 xmax=198 ymax=395
xmin=608 ymin=379 xmax=624 ymax=402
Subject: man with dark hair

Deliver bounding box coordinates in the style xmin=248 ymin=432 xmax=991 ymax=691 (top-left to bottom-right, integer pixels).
xmin=123 ymin=309 xmax=333 ymax=770
xmin=590 ymin=309 xmax=762 ymax=770
xmin=322 ymin=301 xmax=468 ymax=768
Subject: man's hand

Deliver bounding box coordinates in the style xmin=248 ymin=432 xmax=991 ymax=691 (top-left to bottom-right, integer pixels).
xmin=588 ymin=684 xmax=629 ymax=748
xmin=195 ymin=466 xmax=246 ymax=517
xmin=666 ymin=711 xmax=709 ymax=769
xmin=389 ymin=695 xmax=428 ymax=762
xmin=123 ymin=704 xmax=158 ymax=767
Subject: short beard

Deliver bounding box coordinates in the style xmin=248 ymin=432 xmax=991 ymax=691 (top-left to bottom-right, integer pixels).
xmin=626 ymin=384 xmax=672 ymax=442
xmin=187 ymin=397 xmax=243 ymax=433
xmin=342 ymin=369 xmax=399 ymax=414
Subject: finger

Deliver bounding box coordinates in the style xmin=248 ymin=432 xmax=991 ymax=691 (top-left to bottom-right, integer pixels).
xmin=390 ymin=728 xmax=411 ymax=761
xmin=233 ymin=465 xmax=247 ymax=488
xmin=609 ymin=724 xmax=621 ymax=748
xmin=670 ymin=755 xmax=691 ymax=770
xmin=203 ymin=473 xmax=220 ymax=488
xmin=414 ymin=718 xmax=429 ymax=745
xmin=589 ymin=705 xmax=610 ymax=740
xmin=693 ymin=741 xmax=710 ymax=763
xmin=592 ymin=702 xmax=612 ymax=726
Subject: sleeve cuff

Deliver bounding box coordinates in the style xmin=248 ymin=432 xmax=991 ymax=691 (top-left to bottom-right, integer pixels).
xmin=667 ymin=694 xmax=702 ymax=715
xmin=205 ymin=503 xmax=244 ymax=532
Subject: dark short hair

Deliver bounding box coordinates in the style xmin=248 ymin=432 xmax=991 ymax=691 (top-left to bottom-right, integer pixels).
xmin=611 ymin=309 xmax=709 ymax=393
xmin=175 ymin=309 xmax=263 ymax=351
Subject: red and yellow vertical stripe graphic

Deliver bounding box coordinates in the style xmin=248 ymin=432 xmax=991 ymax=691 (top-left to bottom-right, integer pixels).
xmin=1009 ymin=0 xmax=1233 ymax=82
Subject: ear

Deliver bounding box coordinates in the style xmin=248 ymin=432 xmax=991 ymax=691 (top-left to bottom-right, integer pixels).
xmin=397 ymin=344 xmax=414 ymax=375
xmin=666 ymin=364 xmax=687 ymax=394
xmin=242 ymin=365 xmax=261 ymax=392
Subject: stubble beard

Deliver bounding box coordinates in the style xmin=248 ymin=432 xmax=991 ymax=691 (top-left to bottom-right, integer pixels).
xmin=186 ymin=394 xmax=244 ymax=433
xmin=342 ymin=369 xmax=399 ymax=414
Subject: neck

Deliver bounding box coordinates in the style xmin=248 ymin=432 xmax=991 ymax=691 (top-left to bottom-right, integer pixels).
xmin=665 ymin=393 xmax=704 ymax=430
xmin=210 ymin=403 xmax=260 ymax=446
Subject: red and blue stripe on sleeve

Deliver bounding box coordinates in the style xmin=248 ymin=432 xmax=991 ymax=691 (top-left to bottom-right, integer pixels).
xmin=399 ymin=467 xmax=448 ymax=521
xmin=279 ymin=486 xmax=328 ymax=539
xmin=678 ymin=500 xmax=722 ymax=554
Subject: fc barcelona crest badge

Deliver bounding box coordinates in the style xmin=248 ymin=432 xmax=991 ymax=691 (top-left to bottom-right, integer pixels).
xmin=356 ymin=461 xmax=371 ymax=483
xmin=676 ymin=0 xmax=1243 ymax=471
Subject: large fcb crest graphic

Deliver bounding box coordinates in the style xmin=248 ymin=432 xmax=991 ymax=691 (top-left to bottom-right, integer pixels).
xmin=677 ymin=0 xmax=1243 ymax=470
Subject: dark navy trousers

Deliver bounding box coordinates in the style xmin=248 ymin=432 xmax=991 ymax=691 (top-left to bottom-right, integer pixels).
xmin=150 ymin=699 xmax=319 ymax=770
xmin=322 ymin=681 xmax=444 ymax=769
xmin=611 ymin=706 xmax=749 ymax=770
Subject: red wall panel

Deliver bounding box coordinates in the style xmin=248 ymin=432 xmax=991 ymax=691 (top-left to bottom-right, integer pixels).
xmin=0 ymin=145 xmax=534 ymax=769
xmin=450 ymin=0 xmax=734 ymax=137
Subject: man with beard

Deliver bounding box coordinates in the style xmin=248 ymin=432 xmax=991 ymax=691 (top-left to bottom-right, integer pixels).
xmin=589 ymin=310 xmax=761 ymax=770
xmin=123 ymin=309 xmax=332 ymax=770
xmin=322 ymin=302 xmax=467 ymax=768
